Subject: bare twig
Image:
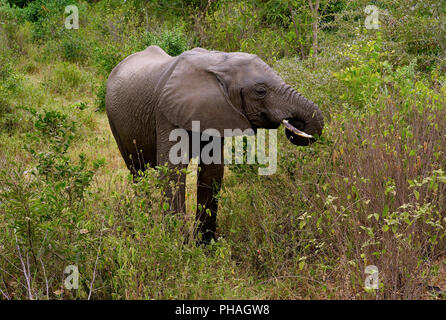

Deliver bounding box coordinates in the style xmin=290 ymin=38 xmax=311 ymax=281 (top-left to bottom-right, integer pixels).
xmin=0 ymin=252 xmax=23 ymax=273
xmin=15 ymin=234 xmax=33 ymax=300
xmin=39 ymin=258 xmax=49 ymax=300
xmin=0 ymin=286 xmax=10 ymax=300
xmin=88 ymin=218 xmax=105 ymax=300
xmin=0 ymin=265 xmax=28 ymax=291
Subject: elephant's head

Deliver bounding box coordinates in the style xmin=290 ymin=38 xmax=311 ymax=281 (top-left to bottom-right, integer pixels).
xmin=160 ymin=48 xmax=324 ymax=145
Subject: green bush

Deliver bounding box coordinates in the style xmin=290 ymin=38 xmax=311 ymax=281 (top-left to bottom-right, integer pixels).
xmin=148 ymin=29 xmax=189 ymax=56
xmin=92 ymin=43 xmax=124 ymax=76
xmin=92 ymin=27 xmax=189 ymax=76
xmin=95 ymin=80 xmax=106 ymax=112
xmin=0 ymin=107 xmax=105 ymax=299
xmin=7 ymin=0 xmax=32 ymax=8
xmin=0 ymin=0 xmax=19 ymax=17
xmin=332 ymin=32 xmax=389 ymax=111
xmin=0 ymin=55 xmax=22 ymax=132
xmin=380 ymin=0 xmax=446 ymax=71
xmin=196 ymin=1 xmax=289 ymax=62
xmin=18 ymin=0 xmax=82 ymax=42
xmin=61 ymin=31 xmax=87 ymax=62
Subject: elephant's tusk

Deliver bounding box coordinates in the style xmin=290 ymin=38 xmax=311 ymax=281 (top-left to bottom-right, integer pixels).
xmin=282 ymin=120 xmax=313 ymax=139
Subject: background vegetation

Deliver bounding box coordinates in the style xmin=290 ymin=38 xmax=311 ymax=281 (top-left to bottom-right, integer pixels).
xmin=0 ymin=0 xmax=445 ymax=299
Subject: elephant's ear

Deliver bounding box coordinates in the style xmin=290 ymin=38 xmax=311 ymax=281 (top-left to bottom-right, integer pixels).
xmin=159 ymin=51 xmax=251 ymax=136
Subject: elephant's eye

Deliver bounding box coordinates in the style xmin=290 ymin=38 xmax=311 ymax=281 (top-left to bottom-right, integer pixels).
xmin=255 ymin=86 xmax=267 ymax=97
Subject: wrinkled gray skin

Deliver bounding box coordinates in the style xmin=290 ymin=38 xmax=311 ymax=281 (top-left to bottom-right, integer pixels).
xmin=106 ymin=46 xmax=324 ymax=243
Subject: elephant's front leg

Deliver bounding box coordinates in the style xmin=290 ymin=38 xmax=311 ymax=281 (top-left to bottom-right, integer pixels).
xmin=162 ymin=160 xmax=188 ymax=214
xmin=156 ymin=113 xmax=190 ymax=214
xmin=196 ymin=162 xmax=224 ymax=244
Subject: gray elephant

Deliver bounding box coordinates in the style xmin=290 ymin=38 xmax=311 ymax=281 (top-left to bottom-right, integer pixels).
xmin=106 ymin=46 xmax=324 ymax=243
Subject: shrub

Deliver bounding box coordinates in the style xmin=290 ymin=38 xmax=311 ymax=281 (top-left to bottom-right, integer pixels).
xmin=18 ymin=0 xmax=84 ymax=42
xmin=0 ymin=55 xmax=22 ymax=133
xmin=7 ymin=0 xmax=32 ymax=8
xmin=95 ymin=80 xmax=106 ymax=112
xmin=60 ymin=30 xmax=87 ymax=62
xmin=380 ymin=0 xmax=446 ymax=71
xmin=149 ymin=29 xmax=189 ymax=57
xmin=195 ymin=1 xmax=289 ymax=62
xmin=0 ymin=110 xmax=248 ymax=298
xmin=92 ymin=43 xmax=124 ymax=76
xmin=332 ymin=32 xmax=389 ymax=111
xmin=0 ymin=107 xmax=104 ymax=299
xmin=92 ymin=27 xmax=189 ymax=77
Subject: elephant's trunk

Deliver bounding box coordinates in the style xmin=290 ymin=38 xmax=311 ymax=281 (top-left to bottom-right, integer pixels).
xmin=273 ymin=85 xmax=324 ymax=146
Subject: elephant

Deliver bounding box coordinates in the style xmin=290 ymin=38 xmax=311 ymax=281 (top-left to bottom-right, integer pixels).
xmin=106 ymin=46 xmax=324 ymax=244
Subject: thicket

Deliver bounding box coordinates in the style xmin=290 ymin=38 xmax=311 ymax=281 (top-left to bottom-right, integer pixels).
xmin=0 ymin=0 xmax=445 ymax=299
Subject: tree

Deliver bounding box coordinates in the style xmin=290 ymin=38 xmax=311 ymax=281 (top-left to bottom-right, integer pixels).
xmin=308 ymin=0 xmax=320 ymax=57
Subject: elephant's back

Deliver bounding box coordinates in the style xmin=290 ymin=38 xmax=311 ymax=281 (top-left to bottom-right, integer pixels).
xmin=106 ymin=45 xmax=173 ymax=120
xmin=110 ymin=46 xmax=172 ymax=79
xmin=105 ymin=46 xmax=173 ymax=153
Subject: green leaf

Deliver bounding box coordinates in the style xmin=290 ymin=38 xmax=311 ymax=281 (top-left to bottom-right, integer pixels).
xmin=414 ymin=190 xmax=419 ymax=201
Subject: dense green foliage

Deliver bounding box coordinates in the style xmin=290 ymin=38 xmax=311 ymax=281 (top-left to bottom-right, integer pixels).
xmin=0 ymin=0 xmax=445 ymax=299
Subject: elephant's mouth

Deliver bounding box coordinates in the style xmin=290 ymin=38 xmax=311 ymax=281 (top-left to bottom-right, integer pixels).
xmin=249 ymin=113 xmax=316 ymax=144
xmin=283 ymin=118 xmax=317 ymax=146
